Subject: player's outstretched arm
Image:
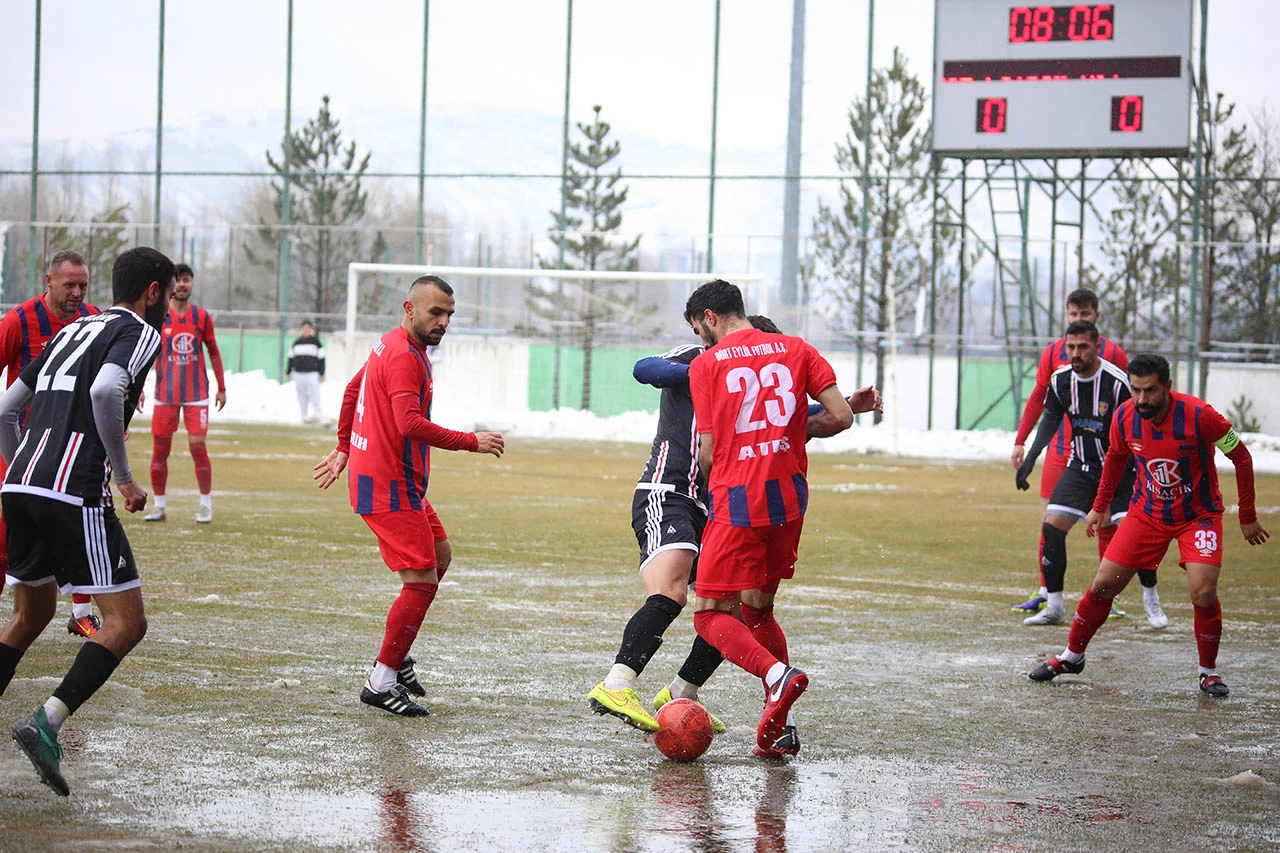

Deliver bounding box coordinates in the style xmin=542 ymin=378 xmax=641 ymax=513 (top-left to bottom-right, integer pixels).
xmin=313 ymin=448 xmax=348 ymax=489
xmin=0 ymin=377 xmax=34 ymax=462
xmin=806 ymin=385 xmax=854 ymax=439
xmin=1220 ymin=433 xmax=1269 ymax=545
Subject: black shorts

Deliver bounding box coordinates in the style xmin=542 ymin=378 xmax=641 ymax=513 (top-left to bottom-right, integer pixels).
xmin=2 ymin=492 xmax=140 ymax=595
xmin=631 ymin=489 xmax=707 ymax=576
xmin=1047 ymin=464 xmax=1135 ymax=523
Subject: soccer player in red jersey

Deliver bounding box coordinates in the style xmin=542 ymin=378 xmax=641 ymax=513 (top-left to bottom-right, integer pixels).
xmin=1009 ymin=288 xmax=1152 ymax=619
xmin=684 ymin=280 xmax=855 ymax=757
xmin=0 ymin=250 xmax=103 ymax=637
xmin=313 ymin=275 xmax=504 ymax=716
xmin=143 ymin=264 xmax=226 ymax=524
xmin=1029 ymin=354 xmax=1270 ymax=696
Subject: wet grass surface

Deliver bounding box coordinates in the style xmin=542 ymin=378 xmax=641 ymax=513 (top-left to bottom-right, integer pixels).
xmin=1 ymin=423 xmax=1277 ymax=850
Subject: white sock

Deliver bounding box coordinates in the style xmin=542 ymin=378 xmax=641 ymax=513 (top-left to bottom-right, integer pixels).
xmin=1198 ymin=666 xmax=1217 ymax=678
xmin=154 ymin=495 xmax=166 ymax=511
xmin=42 ymin=697 xmax=70 ymax=732
xmin=786 ymin=710 xmax=797 ymax=727
xmin=667 ymin=677 xmax=699 ymax=700
xmin=604 ymin=664 xmax=638 ymax=691
xmin=1143 ymin=585 xmax=1160 ymax=606
xmin=199 ymin=493 xmax=212 ymax=510
xmin=764 ymin=661 xmax=787 ymax=687
xmin=1038 ymin=586 xmax=1048 ymax=597
xmin=71 ymin=600 xmax=92 ymax=620
xmin=368 ymin=663 xmax=397 ymax=693
xmin=1046 ymin=591 xmax=1065 ymax=612
xmin=1060 ymin=649 xmax=1083 ymax=664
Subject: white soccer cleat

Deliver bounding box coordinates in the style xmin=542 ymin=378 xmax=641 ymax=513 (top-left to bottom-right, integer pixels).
xmin=1023 ymin=607 xmax=1067 ymax=626
xmin=195 ymin=506 xmax=213 ymax=524
xmin=143 ymin=507 xmax=166 ymax=522
xmin=1145 ymin=600 xmax=1169 ymax=629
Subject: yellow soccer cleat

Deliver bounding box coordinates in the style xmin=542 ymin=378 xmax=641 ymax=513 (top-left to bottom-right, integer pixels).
xmin=652 ymin=686 xmax=727 ymax=734
xmin=587 ymin=682 xmax=659 ymax=732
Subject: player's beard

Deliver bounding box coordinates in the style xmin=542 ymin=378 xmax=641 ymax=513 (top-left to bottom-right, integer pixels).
xmin=425 ymin=329 xmax=445 ymax=346
xmin=145 ymin=294 xmax=168 ymax=330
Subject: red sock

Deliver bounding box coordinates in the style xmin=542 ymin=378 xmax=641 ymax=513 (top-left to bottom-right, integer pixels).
xmin=693 ymin=610 xmax=777 ymax=680
xmin=1067 ymin=588 xmax=1113 ymax=656
xmin=377 ymin=582 xmax=437 ymax=670
xmin=1096 ymin=524 xmax=1116 ymax=561
xmin=71 ymin=593 xmax=91 ymax=605
xmin=1037 ymin=531 xmax=1047 ymax=587
xmin=191 ymin=443 xmax=212 ymax=494
xmin=740 ymin=603 xmax=789 ymax=665
xmin=1193 ymin=600 xmax=1223 ymax=670
xmin=151 ymin=436 xmax=172 ymax=495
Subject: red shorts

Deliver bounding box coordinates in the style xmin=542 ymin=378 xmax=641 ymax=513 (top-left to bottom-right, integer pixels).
xmin=360 ymin=503 xmax=447 ymax=572
xmin=694 ymin=517 xmax=803 ymax=600
xmin=151 ymin=403 xmax=209 ymax=438
xmin=1105 ymin=511 xmax=1224 ymax=570
xmin=1039 ymin=450 xmax=1068 ymax=500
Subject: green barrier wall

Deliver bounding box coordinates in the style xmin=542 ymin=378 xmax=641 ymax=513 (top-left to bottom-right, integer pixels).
xmin=218 ymin=329 xmax=293 ymax=381
xmin=528 ymin=344 xmax=662 ymax=415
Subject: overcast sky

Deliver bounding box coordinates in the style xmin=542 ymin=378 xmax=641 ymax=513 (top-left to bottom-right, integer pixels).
xmin=1 ymin=0 xmax=1275 ymax=173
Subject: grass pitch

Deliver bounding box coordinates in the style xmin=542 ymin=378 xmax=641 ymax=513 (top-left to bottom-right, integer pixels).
xmin=0 ymin=423 xmax=1277 ymax=850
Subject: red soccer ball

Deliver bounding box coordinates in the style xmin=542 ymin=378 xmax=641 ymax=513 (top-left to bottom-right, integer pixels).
xmin=653 ymin=698 xmax=715 ymax=761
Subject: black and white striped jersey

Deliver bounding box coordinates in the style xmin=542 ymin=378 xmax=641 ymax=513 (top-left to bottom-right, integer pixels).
xmin=1041 ymin=358 xmax=1131 ymax=472
xmin=634 ymin=344 xmax=706 ymax=509
xmin=2 ymin=307 xmax=160 ymax=507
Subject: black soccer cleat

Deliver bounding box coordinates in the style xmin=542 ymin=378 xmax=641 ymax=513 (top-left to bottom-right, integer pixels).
xmin=360 ymin=683 xmax=431 ymax=717
xmin=397 ymin=655 xmax=427 ymax=697
xmin=1028 ymin=655 xmax=1086 ymax=682
xmin=1199 ymin=674 xmax=1230 ymax=697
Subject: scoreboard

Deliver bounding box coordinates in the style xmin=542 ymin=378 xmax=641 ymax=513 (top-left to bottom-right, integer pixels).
xmin=931 ymin=0 xmax=1193 ymax=157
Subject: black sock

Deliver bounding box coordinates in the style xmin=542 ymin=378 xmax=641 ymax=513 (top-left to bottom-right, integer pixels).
xmin=1042 ymin=523 xmax=1068 ymax=594
xmin=1137 ymin=569 xmax=1158 ymax=589
xmin=0 ymin=642 xmax=23 ymax=696
xmin=52 ymin=642 xmax=120 ymax=716
xmin=676 ymin=634 xmax=724 ymax=688
xmin=614 ymin=594 xmax=682 ymax=675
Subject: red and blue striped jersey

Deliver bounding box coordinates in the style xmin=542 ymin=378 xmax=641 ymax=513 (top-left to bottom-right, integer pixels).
xmin=0 ymin=296 xmax=101 ymax=388
xmin=347 ymin=327 xmax=436 ymax=515
xmin=1017 ymin=336 xmax=1127 ymax=458
xmin=152 ymin=304 xmax=225 ymax=404
xmin=1105 ymin=392 xmax=1231 ymax=525
xmin=689 ymin=328 xmax=838 ymax=528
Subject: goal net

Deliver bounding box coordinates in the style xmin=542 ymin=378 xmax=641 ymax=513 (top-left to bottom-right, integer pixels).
xmin=343 ymin=262 xmax=766 ymax=376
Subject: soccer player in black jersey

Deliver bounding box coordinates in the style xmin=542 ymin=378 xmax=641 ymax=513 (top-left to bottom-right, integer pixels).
xmin=0 ymin=246 xmax=174 ymax=796
xmin=1015 ymin=320 xmax=1165 ymax=628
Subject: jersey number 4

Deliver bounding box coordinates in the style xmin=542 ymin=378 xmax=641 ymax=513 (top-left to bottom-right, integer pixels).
xmin=35 ymin=322 xmax=106 ymax=393
xmin=727 ymin=364 xmax=796 ymax=434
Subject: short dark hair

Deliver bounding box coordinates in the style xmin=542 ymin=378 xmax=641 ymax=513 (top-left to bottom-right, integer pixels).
xmin=113 ymin=247 xmax=176 ymax=305
xmin=48 ymin=250 xmax=87 ymax=273
xmin=300 ymin=319 xmax=315 ymax=329
xmin=411 ymin=274 xmax=453 ymax=296
xmin=1066 ymin=288 xmax=1098 ymax=311
xmin=748 ymin=314 xmax=781 ymax=334
xmin=684 ymin=279 xmax=744 ymax=324
xmin=1064 ymin=319 xmax=1098 ymax=341
xmin=1127 ymin=353 xmax=1170 ymax=384
xmin=175 ymin=263 xmax=194 ymax=278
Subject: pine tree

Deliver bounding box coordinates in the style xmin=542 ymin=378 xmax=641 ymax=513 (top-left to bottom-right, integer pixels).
xmin=246 ymin=96 xmax=387 ymax=318
xmin=530 ymin=105 xmax=644 ymax=411
xmin=1217 ymin=108 xmax=1280 ymax=346
xmin=810 ymin=49 xmax=947 ymax=422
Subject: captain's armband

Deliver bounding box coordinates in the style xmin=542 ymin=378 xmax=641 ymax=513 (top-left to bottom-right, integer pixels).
xmin=1214 ymin=428 xmax=1241 ymax=454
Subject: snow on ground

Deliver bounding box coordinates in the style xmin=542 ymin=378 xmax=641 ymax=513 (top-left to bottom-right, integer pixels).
xmin=161 ymin=369 xmax=1280 ymax=474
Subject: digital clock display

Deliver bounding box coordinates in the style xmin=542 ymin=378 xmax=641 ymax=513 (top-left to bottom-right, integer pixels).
xmin=1009 ymin=5 xmax=1115 ymax=43
xmin=931 ymin=0 xmax=1192 ymax=157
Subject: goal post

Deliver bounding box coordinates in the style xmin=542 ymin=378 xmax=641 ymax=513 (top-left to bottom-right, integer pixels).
xmin=344 ymin=262 xmax=766 ymax=376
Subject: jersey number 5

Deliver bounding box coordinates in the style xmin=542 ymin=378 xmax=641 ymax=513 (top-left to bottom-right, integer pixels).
xmin=726 ymin=364 xmax=796 ymax=434
xmin=35 ymin=322 xmax=106 ymax=393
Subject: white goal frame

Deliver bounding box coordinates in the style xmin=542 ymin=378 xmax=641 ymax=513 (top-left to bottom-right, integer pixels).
xmin=345 ymin=262 xmax=766 ymax=375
